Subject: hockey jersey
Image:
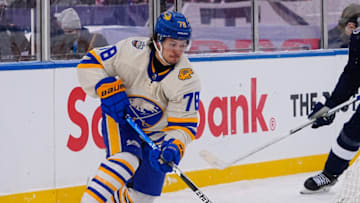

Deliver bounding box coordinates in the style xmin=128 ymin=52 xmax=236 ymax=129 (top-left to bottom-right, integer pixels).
xmin=326 ymin=27 xmax=360 ymax=108
xmin=77 ymin=37 xmax=201 ymax=146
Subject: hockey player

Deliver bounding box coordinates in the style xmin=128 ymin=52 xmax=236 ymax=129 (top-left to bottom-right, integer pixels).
xmin=301 ymin=27 xmax=360 ymax=194
xmin=77 ymin=11 xmax=200 ymax=202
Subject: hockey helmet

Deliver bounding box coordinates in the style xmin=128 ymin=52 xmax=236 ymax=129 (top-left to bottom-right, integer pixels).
xmin=155 ymin=11 xmax=192 ymax=42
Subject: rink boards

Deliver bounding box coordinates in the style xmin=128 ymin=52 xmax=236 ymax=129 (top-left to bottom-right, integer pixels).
xmin=0 ymin=49 xmax=358 ymax=202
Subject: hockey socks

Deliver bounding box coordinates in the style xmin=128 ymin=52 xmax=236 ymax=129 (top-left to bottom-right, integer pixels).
xmin=81 ymin=152 xmax=139 ymax=203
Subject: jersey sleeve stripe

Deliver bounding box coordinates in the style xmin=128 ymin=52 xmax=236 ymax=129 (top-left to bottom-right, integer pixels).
xmin=162 ymin=126 xmax=196 ymax=140
xmin=168 ymin=121 xmax=197 ymax=127
xmin=153 ymin=136 xmax=165 ymax=144
xmin=167 ymin=117 xmax=198 ymax=123
xmin=82 ymin=52 xmax=101 ymax=64
xmin=89 ymin=50 xmax=103 ymax=64
xmin=77 ymin=51 xmax=104 ymax=69
xmin=77 ymin=63 xmax=104 ymax=69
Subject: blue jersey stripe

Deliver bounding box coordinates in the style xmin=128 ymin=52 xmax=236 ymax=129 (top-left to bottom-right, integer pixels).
xmin=80 ymin=52 xmax=101 ymax=64
xmin=168 ymin=122 xmax=197 ymax=127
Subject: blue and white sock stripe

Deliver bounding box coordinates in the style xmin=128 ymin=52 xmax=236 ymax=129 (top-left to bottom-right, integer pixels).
xmin=114 ymin=187 xmax=132 ymax=203
xmin=87 ymin=159 xmax=135 ymax=203
xmin=124 ymin=189 xmax=133 ymax=203
xmin=114 ymin=187 xmax=123 ymax=203
xmin=114 ymin=189 xmax=120 ymax=203
xmin=86 ymin=186 xmax=107 ymax=203
xmin=85 ymin=161 xmax=129 ymax=203
xmin=99 ymin=163 xmax=128 ymax=185
xmin=88 ymin=164 xmax=127 ymax=202
xmin=92 ymin=178 xmax=115 ymax=195
xmin=104 ymin=160 xmax=134 ymax=181
xmin=332 ymin=131 xmax=359 ymax=161
xmin=108 ymin=159 xmax=135 ymax=177
xmin=87 ymin=178 xmax=115 ymax=202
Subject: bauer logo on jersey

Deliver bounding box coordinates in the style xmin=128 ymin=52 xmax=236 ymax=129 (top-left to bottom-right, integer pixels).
xmin=128 ymin=96 xmax=164 ymax=129
xmin=178 ymin=68 xmax=193 ymax=80
xmin=131 ymin=40 xmax=146 ymax=49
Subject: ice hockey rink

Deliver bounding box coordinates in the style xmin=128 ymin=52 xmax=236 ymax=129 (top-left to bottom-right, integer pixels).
xmin=155 ymin=172 xmax=340 ymax=203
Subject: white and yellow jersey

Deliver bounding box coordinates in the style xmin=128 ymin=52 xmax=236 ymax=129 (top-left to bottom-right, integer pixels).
xmin=77 ymin=37 xmax=201 ymax=146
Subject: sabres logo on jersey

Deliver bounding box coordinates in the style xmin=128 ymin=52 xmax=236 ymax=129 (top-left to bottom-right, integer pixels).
xmin=131 ymin=40 xmax=146 ymax=49
xmin=178 ymin=68 xmax=193 ymax=80
xmin=128 ymin=96 xmax=164 ymax=129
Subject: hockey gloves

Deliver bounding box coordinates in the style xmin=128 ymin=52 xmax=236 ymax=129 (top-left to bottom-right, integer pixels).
xmin=308 ymin=102 xmax=335 ymax=128
xmin=149 ymin=138 xmax=185 ymax=173
xmin=95 ymin=77 xmax=130 ymax=124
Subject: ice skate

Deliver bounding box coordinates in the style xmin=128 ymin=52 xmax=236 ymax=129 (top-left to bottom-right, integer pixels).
xmin=300 ymin=171 xmax=338 ymax=194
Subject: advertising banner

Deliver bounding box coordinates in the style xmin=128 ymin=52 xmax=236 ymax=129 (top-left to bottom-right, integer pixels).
xmin=0 ymin=52 xmax=357 ymax=199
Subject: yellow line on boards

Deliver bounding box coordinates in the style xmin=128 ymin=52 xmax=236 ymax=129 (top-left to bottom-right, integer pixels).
xmin=162 ymin=154 xmax=328 ymax=192
xmin=0 ymin=186 xmax=86 ymax=203
xmin=0 ymin=154 xmax=329 ymax=202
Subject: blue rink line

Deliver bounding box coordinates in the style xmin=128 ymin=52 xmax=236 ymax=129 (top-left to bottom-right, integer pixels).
xmin=0 ymin=49 xmax=348 ymax=71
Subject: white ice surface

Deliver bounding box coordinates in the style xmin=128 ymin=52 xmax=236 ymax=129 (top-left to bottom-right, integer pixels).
xmin=155 ymin=172 xmax=342 ymax=203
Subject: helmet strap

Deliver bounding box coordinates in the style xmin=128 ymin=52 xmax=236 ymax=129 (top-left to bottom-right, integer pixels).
xmin=186 ymin=40 xmax=192 ymax=52
xmin=153 ymin=40 xmax=171 ymax=66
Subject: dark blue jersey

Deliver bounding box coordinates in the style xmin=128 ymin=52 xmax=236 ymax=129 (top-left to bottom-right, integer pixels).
xmin=326 ymin=28 xmax=360 ymax=108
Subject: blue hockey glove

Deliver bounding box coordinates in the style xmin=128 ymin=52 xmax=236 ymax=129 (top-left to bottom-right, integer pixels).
xmin=95 ymin=77 xmax=129 ymax=124
xmin=308 ymin=102 xmax=335 ymax=129
xmin=149 ymin=139 xmax=185 ymax=173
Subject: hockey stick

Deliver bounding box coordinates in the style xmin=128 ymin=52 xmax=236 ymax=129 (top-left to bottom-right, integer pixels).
xmin=200 ymin=95 xmax=360 ymax=170
xmin=126 ymin=116 xmax=214 ymax=203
